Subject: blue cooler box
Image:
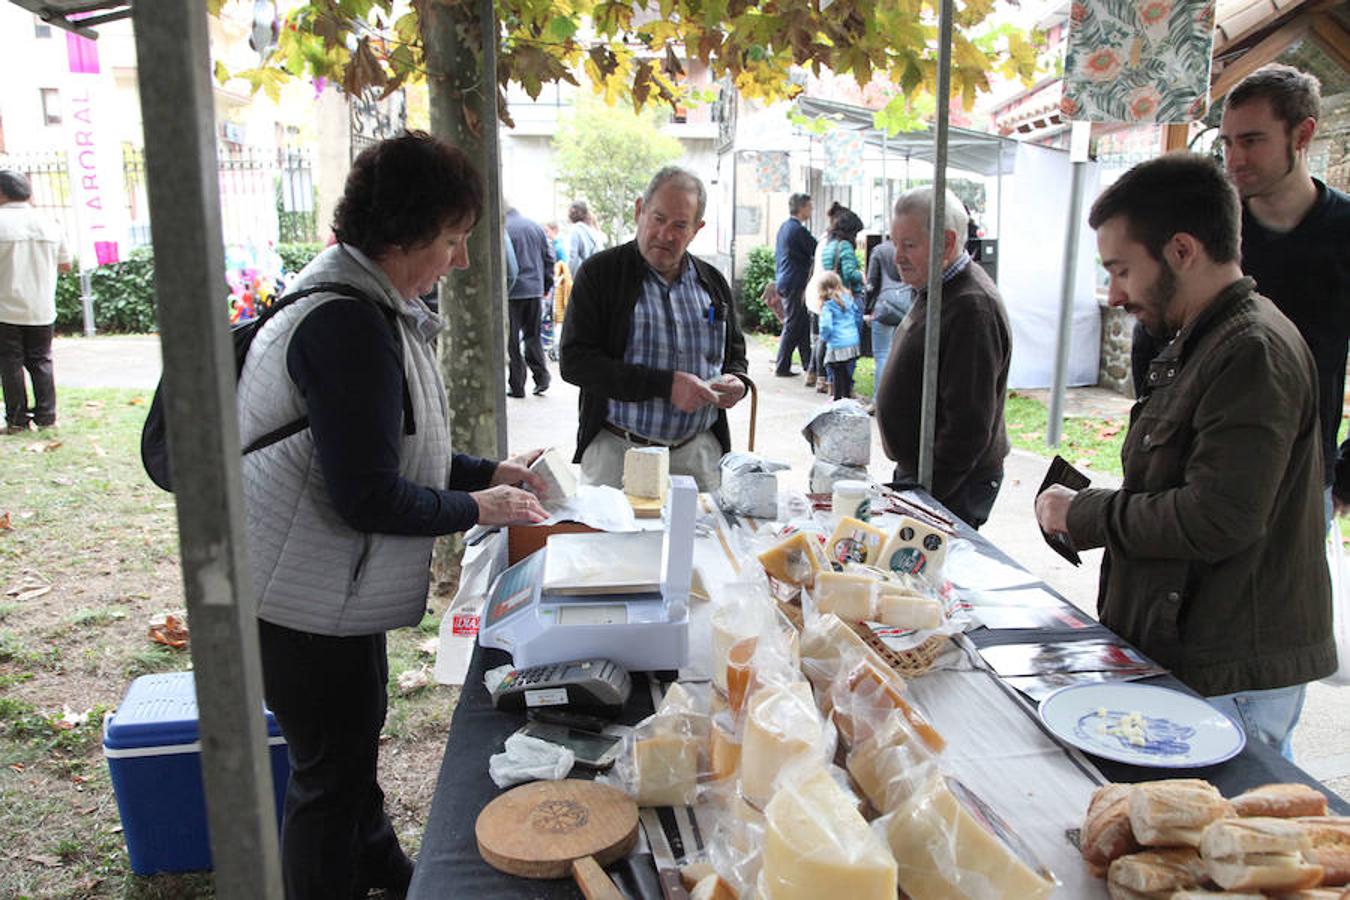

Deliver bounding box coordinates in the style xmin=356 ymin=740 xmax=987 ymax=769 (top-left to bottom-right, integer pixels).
xmin=103 ymin=671 xmax=289 ymax=875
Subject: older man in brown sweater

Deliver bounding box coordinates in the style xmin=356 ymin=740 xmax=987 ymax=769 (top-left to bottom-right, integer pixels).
xmin=875 ymin=186 xmax=1012 ymax=529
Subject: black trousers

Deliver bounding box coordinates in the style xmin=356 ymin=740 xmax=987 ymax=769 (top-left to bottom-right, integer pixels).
xmin=774 ymin=292 xmax=812 ymax=375
xmin=0 ymin=323 xmax=56 ymax=428
xmin=258 ymin=619 xmax=411 ymax=900
xmin=828 ymin=358 xmax=856 ymax=401
xmin=891 ymin=465 xmax=1004 ymax=531
xmin=507 ymin=297 xmax=550 ymax=395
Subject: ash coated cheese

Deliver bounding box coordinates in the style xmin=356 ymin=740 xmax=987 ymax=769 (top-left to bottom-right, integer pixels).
xmin=527 ymin=447 xmax=578 ymax=507
xmin=757 ymin=531 xmax=829 ymax=587
xmin=761 ymin=765 xmax=898 ymax=900
xmin=886 ymin=775 xmax=1055 ymax=900
xmin=879 ymin=516 xmax=949 ymax=580
xmin=623 ymin=446 xmax=670 ymax=500
xmin=740 ymin=682 xmax=823 ymax=808
xmin=825 ymin=517 xmax=888 ymax=566
xmin=634 ymin=731 xmax=699 ymax=807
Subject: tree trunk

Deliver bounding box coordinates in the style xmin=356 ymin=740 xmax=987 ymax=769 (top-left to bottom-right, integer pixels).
xmin=423 ymin=0 xmax=508 ymax=586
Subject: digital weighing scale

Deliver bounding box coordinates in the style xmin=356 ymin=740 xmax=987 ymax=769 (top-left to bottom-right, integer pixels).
xmin=478 ymin=477 xmax=696 ymax=672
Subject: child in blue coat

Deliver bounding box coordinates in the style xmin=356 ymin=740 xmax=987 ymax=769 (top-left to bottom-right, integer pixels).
xmin=817 ymin=271 xmax=863 ymax=402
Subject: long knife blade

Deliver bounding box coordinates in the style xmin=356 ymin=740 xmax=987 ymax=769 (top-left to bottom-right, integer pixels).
xmin=639 ymin=808 xmax=690 ymax=900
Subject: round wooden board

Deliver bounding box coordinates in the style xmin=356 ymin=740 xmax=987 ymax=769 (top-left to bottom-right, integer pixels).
xmin=476 ymin=779 xmax=639 ymax=880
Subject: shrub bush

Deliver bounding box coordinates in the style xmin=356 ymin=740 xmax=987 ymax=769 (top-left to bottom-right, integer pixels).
xmin=52 ymin=242 xmax=326 ymax=334
xmin=738 ymin=245 xmax=780 ymax=335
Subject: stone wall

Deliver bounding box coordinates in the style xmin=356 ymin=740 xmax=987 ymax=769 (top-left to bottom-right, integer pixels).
xmin=1098 ymin=302 xmax=1136 ymax=399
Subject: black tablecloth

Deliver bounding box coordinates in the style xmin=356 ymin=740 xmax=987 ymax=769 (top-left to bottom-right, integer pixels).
xmin=409 ymin=493 xmax=1347 ymax=899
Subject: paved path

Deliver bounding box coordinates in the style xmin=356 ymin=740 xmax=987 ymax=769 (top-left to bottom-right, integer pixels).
xmin=51 ymin=332 xmax=1350 ymax=797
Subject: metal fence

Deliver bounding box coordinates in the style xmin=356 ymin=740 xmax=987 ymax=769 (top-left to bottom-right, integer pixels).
xmin=0 ymin=144 xmax=318 ymax=263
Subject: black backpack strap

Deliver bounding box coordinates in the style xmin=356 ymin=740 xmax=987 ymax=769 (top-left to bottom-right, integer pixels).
xmin=242 ymin=282 xmax=416 ymax=456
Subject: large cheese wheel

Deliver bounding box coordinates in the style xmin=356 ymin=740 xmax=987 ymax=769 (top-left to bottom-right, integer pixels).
xmin=886 ymin=775 xmax=1055 ymax=900
xmin=739 ymin=682 xmax=823 ymax=808
xmin=761 ymin=766 xmax=898 ymax=899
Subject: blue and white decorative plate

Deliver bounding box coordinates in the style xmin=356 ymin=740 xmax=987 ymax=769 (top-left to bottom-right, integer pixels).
xmin=1038 ymin=682 xmax=1245 ymax=768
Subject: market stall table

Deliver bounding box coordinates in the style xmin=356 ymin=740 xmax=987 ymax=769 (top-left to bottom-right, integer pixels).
xmin=408 ymin=491 xmax=1348 ymax=899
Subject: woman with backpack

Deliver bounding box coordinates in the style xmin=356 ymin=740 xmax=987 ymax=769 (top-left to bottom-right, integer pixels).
xmin=236 ymin=132 xmax=550 ymax=899
xmin=864 ymin=237 xmax=914 ymax=389
xmin=817 ymin=271 xmax=864 ymax=401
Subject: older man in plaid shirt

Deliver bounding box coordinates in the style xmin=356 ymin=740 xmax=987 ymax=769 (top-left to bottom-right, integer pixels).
xmin=560 ymin=167 xmax=750 ymax=490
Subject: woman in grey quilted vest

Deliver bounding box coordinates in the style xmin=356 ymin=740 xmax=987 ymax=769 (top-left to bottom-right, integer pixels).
xmin=241 ymin=132 xmax=549 ymax=899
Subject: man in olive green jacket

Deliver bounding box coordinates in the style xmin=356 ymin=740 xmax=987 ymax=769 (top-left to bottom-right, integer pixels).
xmin=1036 ymin=154 xmax=1335 ymax=759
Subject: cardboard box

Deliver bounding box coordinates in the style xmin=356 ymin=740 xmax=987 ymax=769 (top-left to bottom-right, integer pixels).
xmin=103 ymin=672 xmax=289 ymax=875
xmin=507 ymin=521 xmax=600 ymax=565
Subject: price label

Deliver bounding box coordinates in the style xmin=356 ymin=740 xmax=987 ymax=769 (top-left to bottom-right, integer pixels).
xmin=451 ymin=611 xmax=480 ymax=637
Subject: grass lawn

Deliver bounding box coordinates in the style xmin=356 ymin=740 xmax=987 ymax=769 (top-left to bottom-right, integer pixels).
xmin=0 ymin=387 xmax=456 ymax=897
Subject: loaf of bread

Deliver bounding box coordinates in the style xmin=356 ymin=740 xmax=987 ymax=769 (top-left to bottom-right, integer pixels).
xmin=1105 ymin=847 xmax=1207 ymax=899
xmin=1297 ymin=816 xmax=1350 ymax=886
xmin=1082 ymin=783 xmax=1142 ymax=875
xmin=1231 ymin=783 xmax=1328 ymax=819
xmin=1128 ymin=779 xmax=1233 ymax=847
xmin=1200 ymin=816 xmax=1324 ymax=892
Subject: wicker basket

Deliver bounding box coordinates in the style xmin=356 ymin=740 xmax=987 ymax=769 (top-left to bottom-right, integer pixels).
xmin=775 ymin=595 xmax=948 ymax=680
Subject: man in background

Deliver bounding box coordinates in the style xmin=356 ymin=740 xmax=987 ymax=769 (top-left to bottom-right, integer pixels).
xmin=560 ymin=167 xmax=749 ymax=491
xmin=773 ymin=192 xmax=816 ymax=379
xmin=875 ymin=186 xmax=1011 ymax=529
xmin=1131 ymin=65 xmax=1350 ymax=518
xmin=0 ymin=170 xmax=72 ymax=434
xmin=505 ymin=206 xmax=554 ymax=397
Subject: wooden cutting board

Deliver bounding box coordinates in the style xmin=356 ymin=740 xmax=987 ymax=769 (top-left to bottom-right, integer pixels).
xmin=625 ymin=492 xmax=664 ymax=519
xmin=476 ymin=779 xmax=638 ymax=894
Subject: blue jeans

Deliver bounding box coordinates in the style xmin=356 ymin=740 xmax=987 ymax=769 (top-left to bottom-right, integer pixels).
xmin=1206 ymin=684 xmax=1307 ymax=762
xmin=871 ymin=321 xmax=896 ymax=396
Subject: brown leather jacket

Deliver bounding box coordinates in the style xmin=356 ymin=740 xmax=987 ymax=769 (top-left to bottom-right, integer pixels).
xmin=1067 ymin=278 xmax=1336 ymax=696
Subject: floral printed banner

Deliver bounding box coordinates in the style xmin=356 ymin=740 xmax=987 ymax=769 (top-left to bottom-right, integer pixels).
xmin=1062 ymin=0 xmax=1216 ymax=124
xmin=753 ymin=151 xmax=791 ymax=193
xmin=822 ymin=129 xmax=864 ymax=186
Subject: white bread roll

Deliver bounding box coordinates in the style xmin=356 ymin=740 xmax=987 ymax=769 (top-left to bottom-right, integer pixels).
xmin=1128 ymin=779 xmax=1233 ymax=847
xmin=1200 ymin=817 xmax=1324 ymax=892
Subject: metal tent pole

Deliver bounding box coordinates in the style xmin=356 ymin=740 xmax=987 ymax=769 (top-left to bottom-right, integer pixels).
xmin=1047 ymin=122 xmax=1092 ymax=447
xmin=131 ymin=2 xmax=282 ymax=895
xmin=918 ymin=0 xmax=955 ymax=491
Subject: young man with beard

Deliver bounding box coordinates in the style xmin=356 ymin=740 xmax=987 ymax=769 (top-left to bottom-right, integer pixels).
xmin=1131 ymin=66 xmax=1350 ymax=518
xmin=1037 ymin=154 xmax=1335 ymax=760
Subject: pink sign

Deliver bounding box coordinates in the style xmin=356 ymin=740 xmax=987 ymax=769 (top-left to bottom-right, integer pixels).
xmin=63 ymin=31 xmax=128 ymax=267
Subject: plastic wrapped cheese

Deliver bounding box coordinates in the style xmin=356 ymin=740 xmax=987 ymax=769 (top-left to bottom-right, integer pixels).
xmin=623 ymin=446 xmax=669 ymax=499
xmin=875 ymin=590 xmax=942 ymax=630
xmin=798 ymin=613 xmax=897 ymax=695
xmin=846 ymin=707 xmax=942 ymax=814
xmin=825 ymin=517 xmax=887 ymax=567
xmin=739 ymin=682 xmax=826 ymax=808
xmin=813 ymin=570 xmax=881 ymax=622
xmin=760 ymin=765 xmax=898 ymax=899
xmin=757 ymin=531 xmax=829 ymax=588
xmin=634 ymin=730 xmax=699 ymax=806
xmin=880 ymin=516 xmax=949 ymax=581
xmin=885 ymin=774 xmax=1056 ymax=900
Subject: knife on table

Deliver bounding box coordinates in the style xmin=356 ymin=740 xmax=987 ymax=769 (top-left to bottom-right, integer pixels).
xmin=638 ymin=808 xmax=690 ymax=900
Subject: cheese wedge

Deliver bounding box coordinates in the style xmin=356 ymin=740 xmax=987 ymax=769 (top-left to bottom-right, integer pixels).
xmin=758 ymin=531 xmax=829 ymax=588
xmin=825 ymin=517 xmax=888 ymax=567
xmin=634 ymin=731 xmax=698 ymax=807
xmin=740 ymin=682 xmax=823 ymax=808
xmin=761 ymin=766 xmax=898 ymax=899
xmin=814 ymin=570 xmax=881 ymax=622
xmin=528 ymin=447 xmax=578 ymax=507
xmin=623 ymin=446 xmax=669 ymax=500
xmin=875 ymin=591 xmax=942 ymax=630
xmin=886 ymin=775 xmax=1055 ymax=900
xmin=846 ymin=710 xmax=941 ymax=814
xmin=879 ymin=516 xmax=949 ymax=580
xmin=690 ymin=873 xmax=738 ymax=900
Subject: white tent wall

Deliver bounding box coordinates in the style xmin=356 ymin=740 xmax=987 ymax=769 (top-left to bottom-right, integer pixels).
xmin=999 ymin=141 xmax=1104 ymax=389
